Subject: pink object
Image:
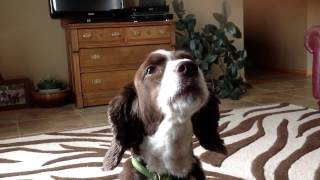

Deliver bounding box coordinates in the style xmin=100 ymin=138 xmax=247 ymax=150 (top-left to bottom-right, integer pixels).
xmin=305 ymin=25 xmax=320 ymax=108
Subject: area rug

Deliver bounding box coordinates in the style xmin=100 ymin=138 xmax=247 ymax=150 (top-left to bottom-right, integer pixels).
xmin=0 ymin=103 xmax=320 ymax=180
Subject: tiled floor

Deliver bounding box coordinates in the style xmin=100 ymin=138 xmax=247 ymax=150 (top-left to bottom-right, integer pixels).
xmin=0 ymin=71 xmax=318 ymax=140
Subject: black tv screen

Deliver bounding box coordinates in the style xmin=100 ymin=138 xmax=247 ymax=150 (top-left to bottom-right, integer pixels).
xmin=49 ymin=0 xmax=124 ymax=18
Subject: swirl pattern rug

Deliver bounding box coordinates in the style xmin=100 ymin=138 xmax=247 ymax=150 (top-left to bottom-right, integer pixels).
xmin=0 ymin=103 xmax=320 ymax=180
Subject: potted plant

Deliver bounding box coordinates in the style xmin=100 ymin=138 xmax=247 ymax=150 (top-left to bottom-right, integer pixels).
xmin=32 ymin=76 xmax=70 ymax=107
xmin=172 ymin=0 xmax=249 ymax=100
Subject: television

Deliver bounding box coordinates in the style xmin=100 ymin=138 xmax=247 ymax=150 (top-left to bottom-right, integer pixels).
xmin=49 ymin=0 xmax=169 ymax=22
xmin=49 ymin=0 xmax=123 ymax=19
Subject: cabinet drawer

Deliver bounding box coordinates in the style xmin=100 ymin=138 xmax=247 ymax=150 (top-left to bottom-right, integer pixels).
xmin=81 ymin=70 xmax=135 ymax=93
xmin=78 ymin=28 xmax=124 ymax=47
xmin=83 ymin=91 xmax=119 ymax=106
xmin=126 ymin=25 xmax=171 ymax=43
xmin=79 ymin=44 xmax=171 ymax=71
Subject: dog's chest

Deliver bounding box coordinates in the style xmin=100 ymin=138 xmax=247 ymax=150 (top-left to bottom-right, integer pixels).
xmin=139 ymin=117 xmax=194 ymax=176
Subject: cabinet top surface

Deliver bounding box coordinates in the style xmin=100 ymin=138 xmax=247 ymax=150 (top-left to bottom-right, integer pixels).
xmin=62 ymin=20 xmax=174 ymax=29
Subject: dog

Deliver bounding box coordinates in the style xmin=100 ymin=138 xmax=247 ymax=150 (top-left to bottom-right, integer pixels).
xmin=102 ymin=50 xmax=226 ymax=179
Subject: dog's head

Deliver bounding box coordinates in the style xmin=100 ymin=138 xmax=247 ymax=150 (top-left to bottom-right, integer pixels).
xmin=103 ymin=50 xmax=226 ymax=170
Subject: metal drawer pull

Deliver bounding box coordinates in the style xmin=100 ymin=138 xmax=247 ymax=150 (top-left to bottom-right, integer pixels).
xmin=111 ymin=32 xmax=121 ymax=37
xmin=132 ymin=31 xmax=141 ymax=37
xmin=159 ymin=29 xmax=166 ymax=35
xmin=91 ymin=79 xmax=102 ymax=85
xmin=82 ymin=32 xmax=93 ymax=39
xmin=90 ymin=54 xmax=101 ymax=60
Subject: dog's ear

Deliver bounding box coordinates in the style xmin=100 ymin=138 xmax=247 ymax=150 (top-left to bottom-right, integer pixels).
xmin=102 ymin=83 xmax=145 ymax=171
xmin=192 ymin=93 xmax=227 ymax=154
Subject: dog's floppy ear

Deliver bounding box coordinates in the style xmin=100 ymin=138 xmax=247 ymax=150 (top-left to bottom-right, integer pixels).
xmin=192 ymin=93 xmax=227 ymax=154
xmin=102 ymin=83 xmax=145 ymax=171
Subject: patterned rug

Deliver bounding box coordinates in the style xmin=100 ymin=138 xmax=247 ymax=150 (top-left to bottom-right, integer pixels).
xmin=0 ymin=103 xmax=320 ymax=180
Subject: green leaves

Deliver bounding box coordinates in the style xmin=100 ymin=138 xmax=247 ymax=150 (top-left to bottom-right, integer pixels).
xmin=203 ymin=24 xmax=218 ymax=35
xmin=199 ymin=61 xmax=209 ymax=71
xmin=213 ymin=13 xmax=227 ymax=27
xmin=226 ymin=22 xmax=241 ymax=38
xmin=204 ymin=54 xmax=218 ymax=64
xmin=175 ymin=20 xmax=185 ymax=31
xmin=172 ymin=0 xmax=248 ymax=100
xmin=214 ymin=76 xmax=246 ymax=100
xmin=213 ymin=12 xmax=241 ymax=38
xmin=37 ymin=77 xmax=66 ymax=90
xmin=185 ymin=14 xmax=196 ymax=32
xmin=172 ymin=0 xmax=185 ymax=19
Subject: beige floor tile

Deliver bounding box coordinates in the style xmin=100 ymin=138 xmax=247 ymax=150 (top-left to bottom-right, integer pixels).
xmin=244 ymin=87 xmax=274 ymax=97
xmin=279 ymin=88 xmax=314 ymax=99
xmin=0 ymin=123 xmax=19 ymax=139
xmin=76 ymin=105 xmax=108 ymax=114
xmin=52 ymin=114 xmax=88 ymax=130
xmin=254 ymin=80 xmax=311 ymax=92
xmin=16 ymin=108 xmax=57 ymax=121
xmin=0 ymin=110 xmax=17 ymax=124
xmin=247 ymin=72 xmax=308 ymax=84
xmin=18 ymin=118 xmax=57 ymax=136
xmin=242 ymin=92 xmax=301 ymax=105
xmin=49 ymin=105 xmax=78 ymax=117
xmin=82 ymin=113 xmax=108 ymax=127
xmin=281 ymin=98 xmax=319 ymax=109
xmin=16 ymin=105 xmax=78 ymax=122
xmin=219 ymin=99 xmax=260 ymax=111
xmin=18 ymin=114 xmax=88 ymax=136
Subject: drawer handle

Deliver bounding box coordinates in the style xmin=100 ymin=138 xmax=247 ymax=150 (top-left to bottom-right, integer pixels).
xmin=132 ymin=31 xmax=141 ymax=37
xmin=82 ymin=32 xmax=93 ymax=39
xmin=159 ymin=29 xmax=166 ymax=35
xmin=90 ymin=54 xmax=101 ymax=60
xmin=91 ymin=79 xmax=102 ymax=85
xmin=111 ymin=32 xmax=121 ymax=37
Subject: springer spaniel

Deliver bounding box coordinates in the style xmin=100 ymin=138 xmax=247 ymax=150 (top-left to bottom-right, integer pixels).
xmin=102 ymin=50 xmax=226 ymax=179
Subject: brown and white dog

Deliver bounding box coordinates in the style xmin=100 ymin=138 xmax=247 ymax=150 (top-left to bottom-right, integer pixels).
xmin=102 ymin=50 xmax=226 ymax=179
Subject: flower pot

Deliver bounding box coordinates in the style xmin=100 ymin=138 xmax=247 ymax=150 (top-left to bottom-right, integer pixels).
xmin=32 ymin=88 xmax=70 ymax=108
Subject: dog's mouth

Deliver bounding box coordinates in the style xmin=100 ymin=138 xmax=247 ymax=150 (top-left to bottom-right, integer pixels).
xmin=172 ymin=78 xmax=201 ymax=100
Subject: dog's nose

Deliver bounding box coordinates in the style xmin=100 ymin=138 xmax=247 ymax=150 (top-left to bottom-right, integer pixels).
xmin=176 ymin=61 xmax=198 ymax=77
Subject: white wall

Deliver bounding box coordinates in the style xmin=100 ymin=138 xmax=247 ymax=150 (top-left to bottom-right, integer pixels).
xmin=0 ymin=0 xmax=68 ymax=84
xmin=244 ymin=0 xmax=320 ymax=75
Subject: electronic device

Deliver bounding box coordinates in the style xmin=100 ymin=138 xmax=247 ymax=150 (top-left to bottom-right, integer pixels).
xmin=49 ymin=0 xmax=171 ymax=22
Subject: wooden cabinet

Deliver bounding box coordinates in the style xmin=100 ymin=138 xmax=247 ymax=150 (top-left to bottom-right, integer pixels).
xmin=63 ymin=21 xmax=175 ymax=108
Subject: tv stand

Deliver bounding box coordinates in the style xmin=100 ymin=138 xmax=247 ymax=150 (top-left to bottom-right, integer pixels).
xmin=62 ymin=20 xmax=175 ymax=108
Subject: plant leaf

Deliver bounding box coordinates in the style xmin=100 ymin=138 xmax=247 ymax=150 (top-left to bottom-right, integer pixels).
xmin=200 ymin=61 xmax=209 ymax=71
xmin=189 ymin=39 xmax=196 ymax=50
xmin=175 ymin=20 xmax=185 ymax=31
xmin=185 ymin=14 xmax=196 ymax=32
xmin=213 ymin=13 xmax=227 ymax=26
xmin=172 ymin=0 xmax=185 ymax=19
xmin=230 ymin=87 xmax=242 ymax=100
xmin=240 ymin=50 xmax=247 ymax=59
xmin=203 ymin=24 xmax=218 ymax=35
xmin=226 ymin=22 xmax=241 ymax=38
xmin=204 ymin=54 xmax=218 ymax=64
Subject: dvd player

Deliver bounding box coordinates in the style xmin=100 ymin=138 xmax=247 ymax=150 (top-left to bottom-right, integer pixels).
xmin=130 ymin=13 xmax=173 ymax=22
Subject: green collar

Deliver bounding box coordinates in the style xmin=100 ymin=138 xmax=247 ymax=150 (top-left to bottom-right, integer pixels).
xmin=131 ymin=158 xmax=187 ymax=180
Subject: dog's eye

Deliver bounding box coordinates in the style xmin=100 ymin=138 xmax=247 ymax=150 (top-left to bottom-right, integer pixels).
xmin=145 ymin=66 xmax=157 ymax=76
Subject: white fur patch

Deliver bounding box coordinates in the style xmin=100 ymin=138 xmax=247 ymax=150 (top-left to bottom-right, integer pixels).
xmin=140 ymin=116 xmax=194 ymax=177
